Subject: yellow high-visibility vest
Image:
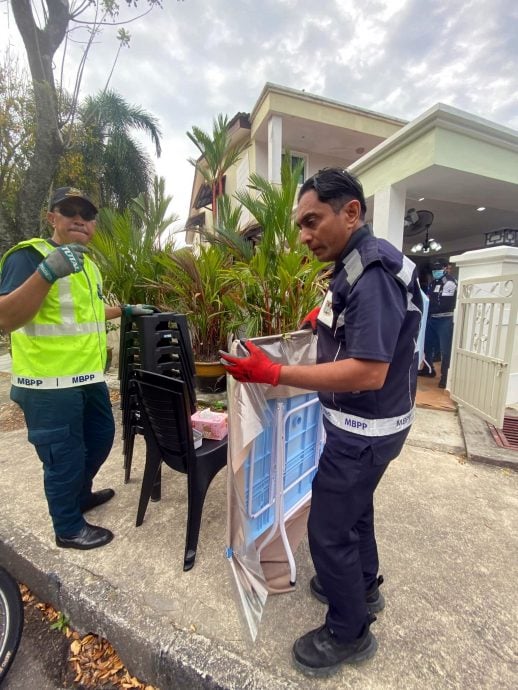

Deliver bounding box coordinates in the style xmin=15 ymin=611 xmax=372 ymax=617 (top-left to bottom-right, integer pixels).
xmin=0 ymin=238 xmax=107 ymax=389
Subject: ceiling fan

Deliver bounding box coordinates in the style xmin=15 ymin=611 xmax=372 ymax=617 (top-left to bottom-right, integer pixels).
xmin=404 ymin=208 xmax=434 ymax=236
xmin=404 ymin=208 xmax=442 ymax=254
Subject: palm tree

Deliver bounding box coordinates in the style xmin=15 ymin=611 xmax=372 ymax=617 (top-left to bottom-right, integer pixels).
xmin=89 ymin=176 xmax=176 ymax=305
xmin=75 ymin=90 xmax=162 ymax=211
xmin=131 ymin=176 xmax=179 ymax=250
xmin=187 ymin=113 xmax=247 ymax=226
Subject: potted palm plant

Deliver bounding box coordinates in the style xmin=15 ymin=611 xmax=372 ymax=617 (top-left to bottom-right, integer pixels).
xmin=90 ymin=176 xmax=177 ymax=306
xmin=89 ymin=177 xmax=179 ymax=373
xmin=207 ymin=157 xmax=328 ymax=339
xmin=153 ymin=243 xmax=240 ymax=392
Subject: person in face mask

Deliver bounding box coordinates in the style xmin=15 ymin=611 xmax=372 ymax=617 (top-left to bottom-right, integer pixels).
xmin=418 ymin=259 xmax=457 ymax=388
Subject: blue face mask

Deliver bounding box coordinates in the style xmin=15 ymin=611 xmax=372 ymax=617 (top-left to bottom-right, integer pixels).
xmin=432 ymin=269 xmax=444 ymax=280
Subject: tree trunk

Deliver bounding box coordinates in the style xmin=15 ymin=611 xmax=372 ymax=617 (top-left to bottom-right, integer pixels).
xmin=0 ymin=207 xmax=18 ymax=256
xmin=211 ymin=181 xmax=218 ymax=226
xmin=11 ymin=0 xmax=69 ymax=239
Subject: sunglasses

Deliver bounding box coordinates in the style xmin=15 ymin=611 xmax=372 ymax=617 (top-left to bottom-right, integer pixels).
xmin=55 ymin=205 xmax=97 ymax=221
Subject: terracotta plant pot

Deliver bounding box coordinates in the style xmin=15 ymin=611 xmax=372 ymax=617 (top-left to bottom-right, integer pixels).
xmin=194 ymin=361 xmax=226 ymax=394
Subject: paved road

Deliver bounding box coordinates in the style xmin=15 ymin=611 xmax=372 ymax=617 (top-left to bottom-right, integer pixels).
xmin=3 ymin=590 xmax=123 ymax=690
xmin=3 ymin=596 xmax=69 ymax=690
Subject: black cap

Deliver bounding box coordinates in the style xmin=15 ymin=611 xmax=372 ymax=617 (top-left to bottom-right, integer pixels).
xmin=432 ymin=259 xmax=447 ymax=269
xmin=49 ymin=187 xmax=98 ymax=214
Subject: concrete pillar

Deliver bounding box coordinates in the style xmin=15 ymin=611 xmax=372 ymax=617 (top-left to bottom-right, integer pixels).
xmin=450 ymin=246 xmax=518 ymax=405
xmin=267 ymin=115 xmax=282 ymax=184
xmin=450 ymin=246 xmax=518 ymax=281
xmin=372 ymin=185 xmax=406 ymax=249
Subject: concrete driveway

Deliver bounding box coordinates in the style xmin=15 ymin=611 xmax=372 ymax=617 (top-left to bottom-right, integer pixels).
xmin=0 ymin=371 xmax=517 ymax=689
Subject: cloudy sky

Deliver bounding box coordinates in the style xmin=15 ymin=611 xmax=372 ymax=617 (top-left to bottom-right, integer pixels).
xmin=3 ymin=0 xmax=517 ymax=230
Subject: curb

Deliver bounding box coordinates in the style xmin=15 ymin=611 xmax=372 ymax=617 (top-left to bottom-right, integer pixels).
xmin=405 ymin=431 xmax=466 ymax=457
xmin=0 ymin=528 xmax=299 ymax=690
xmin=458 ymin=406 xmax=518 ymax=471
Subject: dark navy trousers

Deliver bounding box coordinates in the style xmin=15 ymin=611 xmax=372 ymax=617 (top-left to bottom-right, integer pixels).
xmin=11 ymin=382 xmax=115 ymax=537
xmin=424 ymin=316 xmax=454 ymax=377
xmin=308 ymin=419 xmax=408 ymax=642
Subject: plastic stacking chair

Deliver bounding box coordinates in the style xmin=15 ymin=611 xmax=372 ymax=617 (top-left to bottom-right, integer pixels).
xmin=136 ymin=313 xmax=196 ymax=413
xmin=133 ymin=369 xmax=227 ymax=571
xmin=120 ymin=313 xmax=196 ymax=484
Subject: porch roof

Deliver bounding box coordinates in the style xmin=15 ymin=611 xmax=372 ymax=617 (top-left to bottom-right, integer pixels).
xmin=348 ymin=104 xmax=518 ymax=256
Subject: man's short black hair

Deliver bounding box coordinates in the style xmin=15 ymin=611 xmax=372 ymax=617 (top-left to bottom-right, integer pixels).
xmin=298 ymin=167 xmax=367 ymax=217
xmin=432 ymin=259 xmax=448 ymax=269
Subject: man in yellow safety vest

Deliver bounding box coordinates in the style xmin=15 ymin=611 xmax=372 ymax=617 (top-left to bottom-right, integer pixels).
xmin=0 ymin=187 xmax=151 ymax=549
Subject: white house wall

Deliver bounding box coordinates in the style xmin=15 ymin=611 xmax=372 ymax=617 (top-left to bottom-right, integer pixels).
xmin=187 ymin=90 xmax=518 ymax=259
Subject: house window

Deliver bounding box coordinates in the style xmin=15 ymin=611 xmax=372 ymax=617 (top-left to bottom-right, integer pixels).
xmin=283 ymin=151 xmax=307 ymax=185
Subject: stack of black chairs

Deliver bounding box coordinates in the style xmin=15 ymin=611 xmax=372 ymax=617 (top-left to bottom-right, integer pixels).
xmin=118 ymin=310 xmax=227 ymax=570
xmin=119 ymin=311 xmax=196 ymax=483
xmin=119 ymin=312 xmax=143 ymax=482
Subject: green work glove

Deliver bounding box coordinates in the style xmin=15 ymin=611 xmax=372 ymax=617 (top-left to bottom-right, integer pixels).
xmin=37 ymin=243 xmax=87 ymax=283
xmin=121 ymin=304 xmax=156 ymax=317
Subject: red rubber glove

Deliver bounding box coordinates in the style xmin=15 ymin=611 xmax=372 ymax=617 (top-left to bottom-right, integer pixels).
xmin=219 ymin=340 xmax=282 ymax=386
xmin=300 ymin=306 xmax=321 ymax=332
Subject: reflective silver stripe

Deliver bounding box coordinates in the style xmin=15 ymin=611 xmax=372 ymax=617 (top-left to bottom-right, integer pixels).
xmin=322 ymin=405 xmax=415 ymax=437
xmin=57 ymin=275 xmax=76 ymax=324
xmin=19 ymin=322 xmax=101 ymax=336
xmin=12 ymin=372 xmax=105 ymax=389
xmin=431 ymin=312 xmax=453 ymax=318
xmin=343 ymin=248 xmax=363 ymax=285
xmin=397 ymin=255 xmax=416 ymax=287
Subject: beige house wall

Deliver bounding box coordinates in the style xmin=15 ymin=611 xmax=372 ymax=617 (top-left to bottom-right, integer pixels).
xmin=434 ymin=130 xmax=518 ymax=184
xmin=188 ymin=85 xmax=406 ymax=239
xmin=307 ymin=151 xmax=347 ymax=178
xmin=187 ymin=95 xmax=518 ymax=256
xmin=225 ymin=161 xmax=239 ymax=198
xmin=251 ymin=90 xmax=403 ymax=141
xmin=356 ymin=130 xmax=438 ymax=198
xmin=353 ymin=113 xmax=518 ymax=200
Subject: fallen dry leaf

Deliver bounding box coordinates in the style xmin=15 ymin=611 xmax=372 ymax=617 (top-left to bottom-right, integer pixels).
xmin=18 ymin=582 xmax=158 ymax=689
xmin=70 ymin=640 xmax=82 ymax=655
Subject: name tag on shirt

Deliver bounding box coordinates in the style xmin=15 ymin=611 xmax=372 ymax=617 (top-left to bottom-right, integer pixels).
xmin=434 ymin=285 xmax=441 ymax=293
xmin=319 ymin=290 xmax=334 ymax=327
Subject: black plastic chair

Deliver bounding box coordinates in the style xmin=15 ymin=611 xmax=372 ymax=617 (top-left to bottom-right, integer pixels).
xmin=122 ymin=349 xmax=197 ymax=483
xmin=120 ymin=313 xmax=197 ymax=484
xmin=133 ymin=369 xmax=227 ymax=571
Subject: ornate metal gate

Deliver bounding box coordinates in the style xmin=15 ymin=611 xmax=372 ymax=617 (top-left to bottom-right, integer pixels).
xmin=449 ymin=274 xmax=518 ymax=428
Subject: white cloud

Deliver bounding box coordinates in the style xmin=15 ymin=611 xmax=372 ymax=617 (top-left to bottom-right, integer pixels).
xmin=2 ymin=0 xmax=517 ymax=224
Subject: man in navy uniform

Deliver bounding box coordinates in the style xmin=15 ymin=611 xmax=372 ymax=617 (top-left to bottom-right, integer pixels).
xmin=418 ymin=258 xmax=457 ymax=388
xmin=221 ymin=168 xmax=423 ymax=677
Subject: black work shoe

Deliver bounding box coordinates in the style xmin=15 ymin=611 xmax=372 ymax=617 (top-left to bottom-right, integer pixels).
xmin=417 ymin=366 xmax=436 ymax=377
xmin=310 ymin=575 xmax=385 ymax=614
xmin=292 ymin=624 xmax=377 ymax=677
xmin=438 ymin=378 xmax=447 ymax=389
xmin=56 ymin=523 xmax=114 ymax=550
xmin=80 ymin=488 xmax=115 ymax=513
